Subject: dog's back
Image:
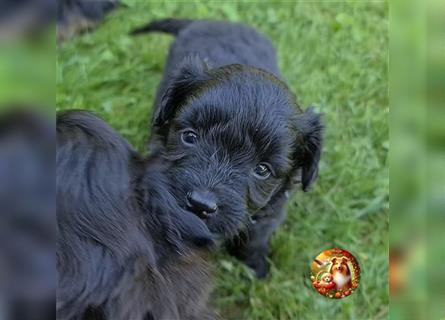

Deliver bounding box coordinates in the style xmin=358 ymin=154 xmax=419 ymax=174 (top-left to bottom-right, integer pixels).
xmin=133 ymin=18 xmax=281 ymax=120
xmin=57 ymin=111 xmax=151 ymax=319
xmin=57 ymin=111 xmax=214 ymax=319
xmin=132 ymin=19 xmax=280 ymax=77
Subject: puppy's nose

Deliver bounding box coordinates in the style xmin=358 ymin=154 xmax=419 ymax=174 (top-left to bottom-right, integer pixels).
xmin=187 ymin=190 xmax=218 ymax=217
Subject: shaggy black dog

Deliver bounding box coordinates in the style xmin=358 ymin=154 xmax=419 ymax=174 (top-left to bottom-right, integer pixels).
xmin=132 ymin=19 xmax=323 ymax=277
xmin=57 ymin=111 xmax=216 ymax=319
xmin=57 ymin=0 xmax=119 ymax=41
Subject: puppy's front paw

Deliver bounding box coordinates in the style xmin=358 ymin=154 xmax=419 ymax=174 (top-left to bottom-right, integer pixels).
xmin=245 ymin=254 xmax=270 ymax=279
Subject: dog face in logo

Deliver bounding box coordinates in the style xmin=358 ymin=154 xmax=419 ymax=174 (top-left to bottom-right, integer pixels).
xmin=330 ymin=257 xmax=352 ymax=290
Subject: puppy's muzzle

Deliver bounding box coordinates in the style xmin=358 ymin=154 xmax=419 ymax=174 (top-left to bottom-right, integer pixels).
xmin=186 ymin=190 xmax=218 ymax=219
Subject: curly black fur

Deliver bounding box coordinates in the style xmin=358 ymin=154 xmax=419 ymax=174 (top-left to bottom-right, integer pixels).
xmin=132 ymin=19 xmax=324 ymax=278
xmin=57 ymin=111 xmax=215 ymax=320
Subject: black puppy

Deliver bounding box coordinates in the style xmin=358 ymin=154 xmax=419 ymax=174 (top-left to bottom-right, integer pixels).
xmin=57 ymin=111 xmax=215 ymax=319
xmin=57 ymin=0 xmax=119 ymax=41
xmin=132 ymin=19 xmax=323 ymax=277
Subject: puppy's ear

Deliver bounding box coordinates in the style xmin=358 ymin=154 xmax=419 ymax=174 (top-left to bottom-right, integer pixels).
xmin=154 ymin=55 xmax=210 ymax=127
xmin=294 ymin=107 xmax=323 ymax=192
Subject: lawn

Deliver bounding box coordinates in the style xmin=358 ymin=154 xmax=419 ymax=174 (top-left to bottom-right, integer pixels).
xmin=57 ymin=1 xmax=389 ymax=319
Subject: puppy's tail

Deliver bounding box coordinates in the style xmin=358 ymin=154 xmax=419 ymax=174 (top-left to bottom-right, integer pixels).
xmin=130 ymin=18 xmax=193 ymax=36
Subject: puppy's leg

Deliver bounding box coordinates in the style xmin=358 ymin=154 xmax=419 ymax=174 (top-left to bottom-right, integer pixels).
xmin=226 ymin=194 xmax=287 ymax=278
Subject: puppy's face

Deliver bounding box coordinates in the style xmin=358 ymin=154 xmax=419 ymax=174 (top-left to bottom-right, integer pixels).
xmin=153 ymin=60 xmax=322 ymax=239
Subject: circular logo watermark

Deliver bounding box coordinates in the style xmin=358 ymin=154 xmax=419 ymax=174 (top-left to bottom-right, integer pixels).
xmin=310 ymin=248 xmax=360 ymax=299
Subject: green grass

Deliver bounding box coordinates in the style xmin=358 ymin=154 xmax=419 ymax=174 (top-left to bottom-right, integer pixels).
xmin=57 ymin=1 xmax=388 ymax=319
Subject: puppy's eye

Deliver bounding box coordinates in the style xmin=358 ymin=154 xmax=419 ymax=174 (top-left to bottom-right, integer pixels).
xmin=253 ymin=163 xmax=271 ymax=179
xmin=181 ymin=130 xmax=198 ymax=145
